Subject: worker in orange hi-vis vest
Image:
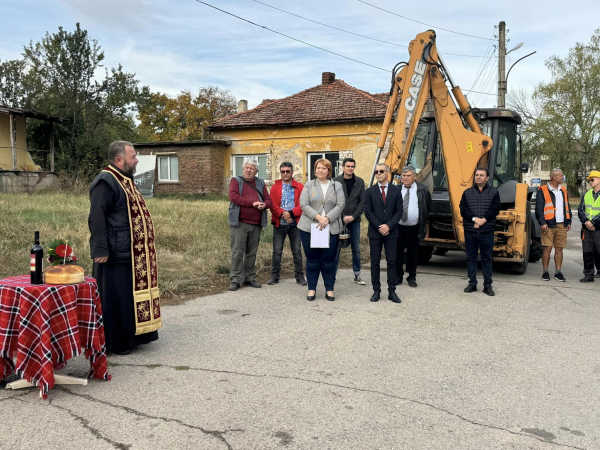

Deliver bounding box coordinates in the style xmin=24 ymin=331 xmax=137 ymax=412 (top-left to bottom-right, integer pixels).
xmin=535 ymin=168 xmax=573 ymax=282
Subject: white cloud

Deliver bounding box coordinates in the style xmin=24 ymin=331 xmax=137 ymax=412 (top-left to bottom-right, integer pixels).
xmin=1 ymin=0 xmax=599 ymax=111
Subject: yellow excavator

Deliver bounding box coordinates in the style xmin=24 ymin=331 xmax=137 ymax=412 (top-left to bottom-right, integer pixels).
xmin=370 ymin=30 xmax=542 ymax=273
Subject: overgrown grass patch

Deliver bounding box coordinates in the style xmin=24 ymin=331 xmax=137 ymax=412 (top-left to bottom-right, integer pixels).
xmin=0 ymin=192 xmax=367 ymax=304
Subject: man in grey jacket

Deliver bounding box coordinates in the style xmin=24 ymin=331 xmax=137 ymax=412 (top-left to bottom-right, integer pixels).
xmin=334 ymin=158 xmax=366 ymax=285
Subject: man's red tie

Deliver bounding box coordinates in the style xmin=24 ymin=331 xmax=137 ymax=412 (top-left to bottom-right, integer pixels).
xmin=381 ymin=185 xmax=386 ymax=203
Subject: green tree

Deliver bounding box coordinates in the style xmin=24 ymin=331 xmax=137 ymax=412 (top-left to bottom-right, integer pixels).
xmin=138 ymin=86 xmax=236 ymax=141
xmin=514 ymin=30 xmax=600 ymax=193
xmin=1 ymin=24 xmax=150 ymax=177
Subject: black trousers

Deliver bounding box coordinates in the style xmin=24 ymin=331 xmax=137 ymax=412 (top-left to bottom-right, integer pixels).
xmin=271 ymin=225 xmax=304 ymax=278
xmin=396 ymin=224 xmax=420 ymax=281
xmin=369 ymin=236 xmax=398 ymax=292
xmin=582 ymin=229 xmax=600 ymax=278
xmin=465 ymin=231 xmax=494 ymax=287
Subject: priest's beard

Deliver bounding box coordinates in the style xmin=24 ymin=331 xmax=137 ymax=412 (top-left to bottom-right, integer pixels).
xmin=122 ymin=162 xmax=137 ymax=175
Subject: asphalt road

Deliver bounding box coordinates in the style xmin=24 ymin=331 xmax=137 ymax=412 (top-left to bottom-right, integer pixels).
xmin=1 ymin=222 xmax=598 ymax=450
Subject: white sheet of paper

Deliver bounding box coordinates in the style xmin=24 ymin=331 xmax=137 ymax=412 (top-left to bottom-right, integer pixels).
xmin=310 ymin=223 xmax=330 ymax=248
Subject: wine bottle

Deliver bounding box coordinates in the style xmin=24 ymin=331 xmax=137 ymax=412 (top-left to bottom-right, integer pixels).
xmin=30 ymin=231 xmax=44 ymax=285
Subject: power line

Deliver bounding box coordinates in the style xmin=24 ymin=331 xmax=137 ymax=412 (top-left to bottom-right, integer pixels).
xmin=195 ymin=0 xmax=389 ymax=71
xmin=252 ymin=0 xmax=486 ymax=58
xmin=470 ymin=49 xmax=495 ymax=97
xmin=462 ymin=89 xmax=498 ymax=97
xmin=358 ymin=0 xmax=493 ymax=41
xmin=472 ymin=54 xmax=498 ymax=105
xmin=469 ymin=31 xmax=496 ymax=91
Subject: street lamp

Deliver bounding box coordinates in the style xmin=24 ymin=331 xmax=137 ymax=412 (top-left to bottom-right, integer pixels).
xmin=506 ymin=51 xmax=537 ymax=86
xmin=506 ymin=42 xmax=524 ymax=55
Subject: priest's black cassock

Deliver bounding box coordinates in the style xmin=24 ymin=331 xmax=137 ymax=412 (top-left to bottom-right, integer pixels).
xmin=88 ymin=165 xmax=158 ymax=354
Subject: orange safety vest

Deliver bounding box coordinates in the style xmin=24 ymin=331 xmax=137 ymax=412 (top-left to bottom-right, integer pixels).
xmin=538 ymin=184 xmax=571 ymax=221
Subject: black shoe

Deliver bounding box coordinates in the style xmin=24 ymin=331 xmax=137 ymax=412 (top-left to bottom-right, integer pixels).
xmin=542 ymin=272 xmax=550 ymax=281
xmin=407 ymin=277 xmax=417 ymax=288
xmin=307 ymin=294 xmax=316 ymax=301
xmin=243 ymin=280 xmax=262 ymax=288
xmin=580 ymin=277 xmax=595 ymax=283
xmin=229 ymin=282 xmax=240 ymax=291
xmin=326 ymin=293 xmax=335 ymax=301
xmin=111 ymin=349 xmax=131 ymax=355
xmin=296 ymin=276 xmax=308 ymax=286
xmin=267 ymin=276 xmax=279 ymax=285
xmin=464 ymin=284 xmax=477 ymax=293
xmin=483 ymin=286 xmax=495 ymax=296
xmin=388 ymin=291 xmax=401 ymax=303
xmin=554 ymin=272 xmax=566 ymax=282
xmin=370 ymin=291 xmax=380 ymax=302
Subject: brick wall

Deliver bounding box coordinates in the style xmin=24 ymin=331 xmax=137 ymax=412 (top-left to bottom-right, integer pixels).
xmin=135 ymin=140 xmax=230 ymax=195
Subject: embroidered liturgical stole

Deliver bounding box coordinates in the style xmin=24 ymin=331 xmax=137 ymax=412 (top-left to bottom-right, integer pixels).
xmin=103 ymin=165 xmax=162 ymax=335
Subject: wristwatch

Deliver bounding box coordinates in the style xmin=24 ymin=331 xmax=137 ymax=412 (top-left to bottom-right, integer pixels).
xmin=472 ymin=217 xmax=477 ymax=222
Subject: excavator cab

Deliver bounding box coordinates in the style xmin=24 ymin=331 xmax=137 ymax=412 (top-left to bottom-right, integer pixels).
xmin=405 ymin=108 xmax=542 ymax=271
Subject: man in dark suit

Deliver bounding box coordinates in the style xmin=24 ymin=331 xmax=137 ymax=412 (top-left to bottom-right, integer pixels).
xmin=364 ymin=164 xmax=404 ymax=303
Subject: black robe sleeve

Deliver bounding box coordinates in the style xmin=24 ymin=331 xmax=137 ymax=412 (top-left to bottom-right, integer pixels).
xmin=88 ymin=180 xmax=112 ymax=259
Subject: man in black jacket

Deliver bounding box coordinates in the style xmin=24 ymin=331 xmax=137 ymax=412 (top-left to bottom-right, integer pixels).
xmin=364 ymin=164 xmax=403 ymax=303
xmin=89 ymin=141 xmax=159 ymax=354
xmin=396 ymin=165 xmax=432 ymax=288
xmin=535 ymin=168 xmax=572 ymax=282
xmin=334 ymin=158 xmax=366 ymax=285
xmin=459 ymin=168 xmax=501 ymax=296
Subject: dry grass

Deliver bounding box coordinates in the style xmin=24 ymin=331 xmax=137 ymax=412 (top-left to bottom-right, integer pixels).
xmin=0 ymin=193 xmax=366 ymax=304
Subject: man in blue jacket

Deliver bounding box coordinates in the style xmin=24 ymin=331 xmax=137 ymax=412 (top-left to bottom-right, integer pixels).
xmin=459 ymin=168 xmax=501 ymax=296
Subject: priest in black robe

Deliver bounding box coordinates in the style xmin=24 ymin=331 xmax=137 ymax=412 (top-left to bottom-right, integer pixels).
xmin=88 ymin=141 xmax=159 ymax=355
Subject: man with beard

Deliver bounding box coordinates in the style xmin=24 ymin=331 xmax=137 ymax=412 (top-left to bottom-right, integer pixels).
xmin=88 ymin=141 xmax=161 ymax=355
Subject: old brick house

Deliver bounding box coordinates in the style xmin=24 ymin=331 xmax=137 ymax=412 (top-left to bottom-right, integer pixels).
xmin=208 ymin=72 xmax=394 ymax=190
xmin=135 ymin=140 xmax=230 ymax=195
xmin=134 ymin=72 xmax=395 ymax=196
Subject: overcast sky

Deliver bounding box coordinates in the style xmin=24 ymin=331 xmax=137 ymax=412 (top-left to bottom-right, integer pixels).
xmin=2 ymin=0 xmax=599 ymax=110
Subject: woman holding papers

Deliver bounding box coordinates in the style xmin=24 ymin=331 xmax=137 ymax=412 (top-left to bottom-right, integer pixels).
xmin=298 ymin=159 xmax=345 ymax=301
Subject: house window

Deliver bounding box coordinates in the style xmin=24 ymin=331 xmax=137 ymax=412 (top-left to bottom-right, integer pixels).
xmin=158 ymin=155 xmax=179 ymax=182
xmin=233 ymin=154 xmax=267 ymax=180
xmin=540 ymin=159 xmax=550 ymax=172
xmin=307 ymin=152 xmax=340 ymax=180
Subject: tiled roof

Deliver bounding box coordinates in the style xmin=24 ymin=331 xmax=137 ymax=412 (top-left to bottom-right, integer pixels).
xmin=210 ymin=80 xmax=392 ymax=129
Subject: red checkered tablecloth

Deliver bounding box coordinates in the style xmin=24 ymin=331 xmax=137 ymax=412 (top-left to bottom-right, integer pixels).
xmin=0 ymin=275 xmax=110 ymax=397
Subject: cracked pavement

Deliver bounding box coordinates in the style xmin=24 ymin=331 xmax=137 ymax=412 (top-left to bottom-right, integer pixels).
xmin=1 ymin=220 xmax=599 ymax=449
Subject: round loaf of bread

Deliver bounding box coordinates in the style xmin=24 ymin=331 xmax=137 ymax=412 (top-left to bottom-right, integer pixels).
xmin=44 ymin=264 xmax=85 ymax=285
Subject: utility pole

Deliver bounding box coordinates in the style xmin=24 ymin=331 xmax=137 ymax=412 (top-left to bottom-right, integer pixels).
xmin=498 ymin=21 xmax=506 ymax=108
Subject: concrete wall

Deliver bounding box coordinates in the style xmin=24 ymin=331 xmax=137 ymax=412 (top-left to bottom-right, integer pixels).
xmin=0 ymin=171 xmax=58 ymax=193
xmin=136 ymin=142 xmax=227 ymax=195
xmin=213 ymin=121 xmax=392 ymax=190
xmin=0 ymin=114 xmax=41 ymax=171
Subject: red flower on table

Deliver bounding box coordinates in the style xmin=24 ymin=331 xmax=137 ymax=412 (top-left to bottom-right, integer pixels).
xmin=55 ymin=244 xmax=73 ymax=258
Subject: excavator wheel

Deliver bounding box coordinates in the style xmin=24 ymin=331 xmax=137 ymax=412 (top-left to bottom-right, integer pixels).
xmin=528 ymin=236 xmax=543 ymax=263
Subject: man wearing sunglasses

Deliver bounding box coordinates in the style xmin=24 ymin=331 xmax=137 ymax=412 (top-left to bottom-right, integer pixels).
xmin=333 ymin=158 xmax=366 ymax=285
xmin=268 ymin=162 xmax=307 ymax=286
xmin=364 ymin=164 xmax=404 ymax=303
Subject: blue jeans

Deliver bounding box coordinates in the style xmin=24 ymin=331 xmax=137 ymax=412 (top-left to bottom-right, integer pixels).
xmin=300 ymin=230 xmax=339 ymax=291
xmin=335 ymin=220 xmax=362 ymax=274
xmin=465 ymin=231 xmax=494 ymax=287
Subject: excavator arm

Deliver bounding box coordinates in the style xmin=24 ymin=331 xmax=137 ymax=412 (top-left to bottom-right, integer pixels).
xmin=371 ymin=30 xmax=493 ymax=248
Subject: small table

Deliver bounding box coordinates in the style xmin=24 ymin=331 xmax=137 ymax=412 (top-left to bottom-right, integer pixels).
xmin=0 ymin=275 xmax=110 ymax=398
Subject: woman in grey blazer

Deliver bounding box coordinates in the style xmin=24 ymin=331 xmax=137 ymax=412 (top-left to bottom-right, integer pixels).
xmin=298 ymin=159 xmax=345 ymax=301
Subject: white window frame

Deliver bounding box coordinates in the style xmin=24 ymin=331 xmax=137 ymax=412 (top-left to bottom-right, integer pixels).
xmin=232 ymin=154 xmax=267 ymax=179
xmin=157 ymin=155 xmax=179 ymax=182
xmin=306 ymin=152 xmax=341 ymax=181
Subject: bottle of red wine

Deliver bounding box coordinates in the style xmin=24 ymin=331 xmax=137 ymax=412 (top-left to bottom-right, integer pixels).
xmin=30 ymin=231 xmax=44 ymax=285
